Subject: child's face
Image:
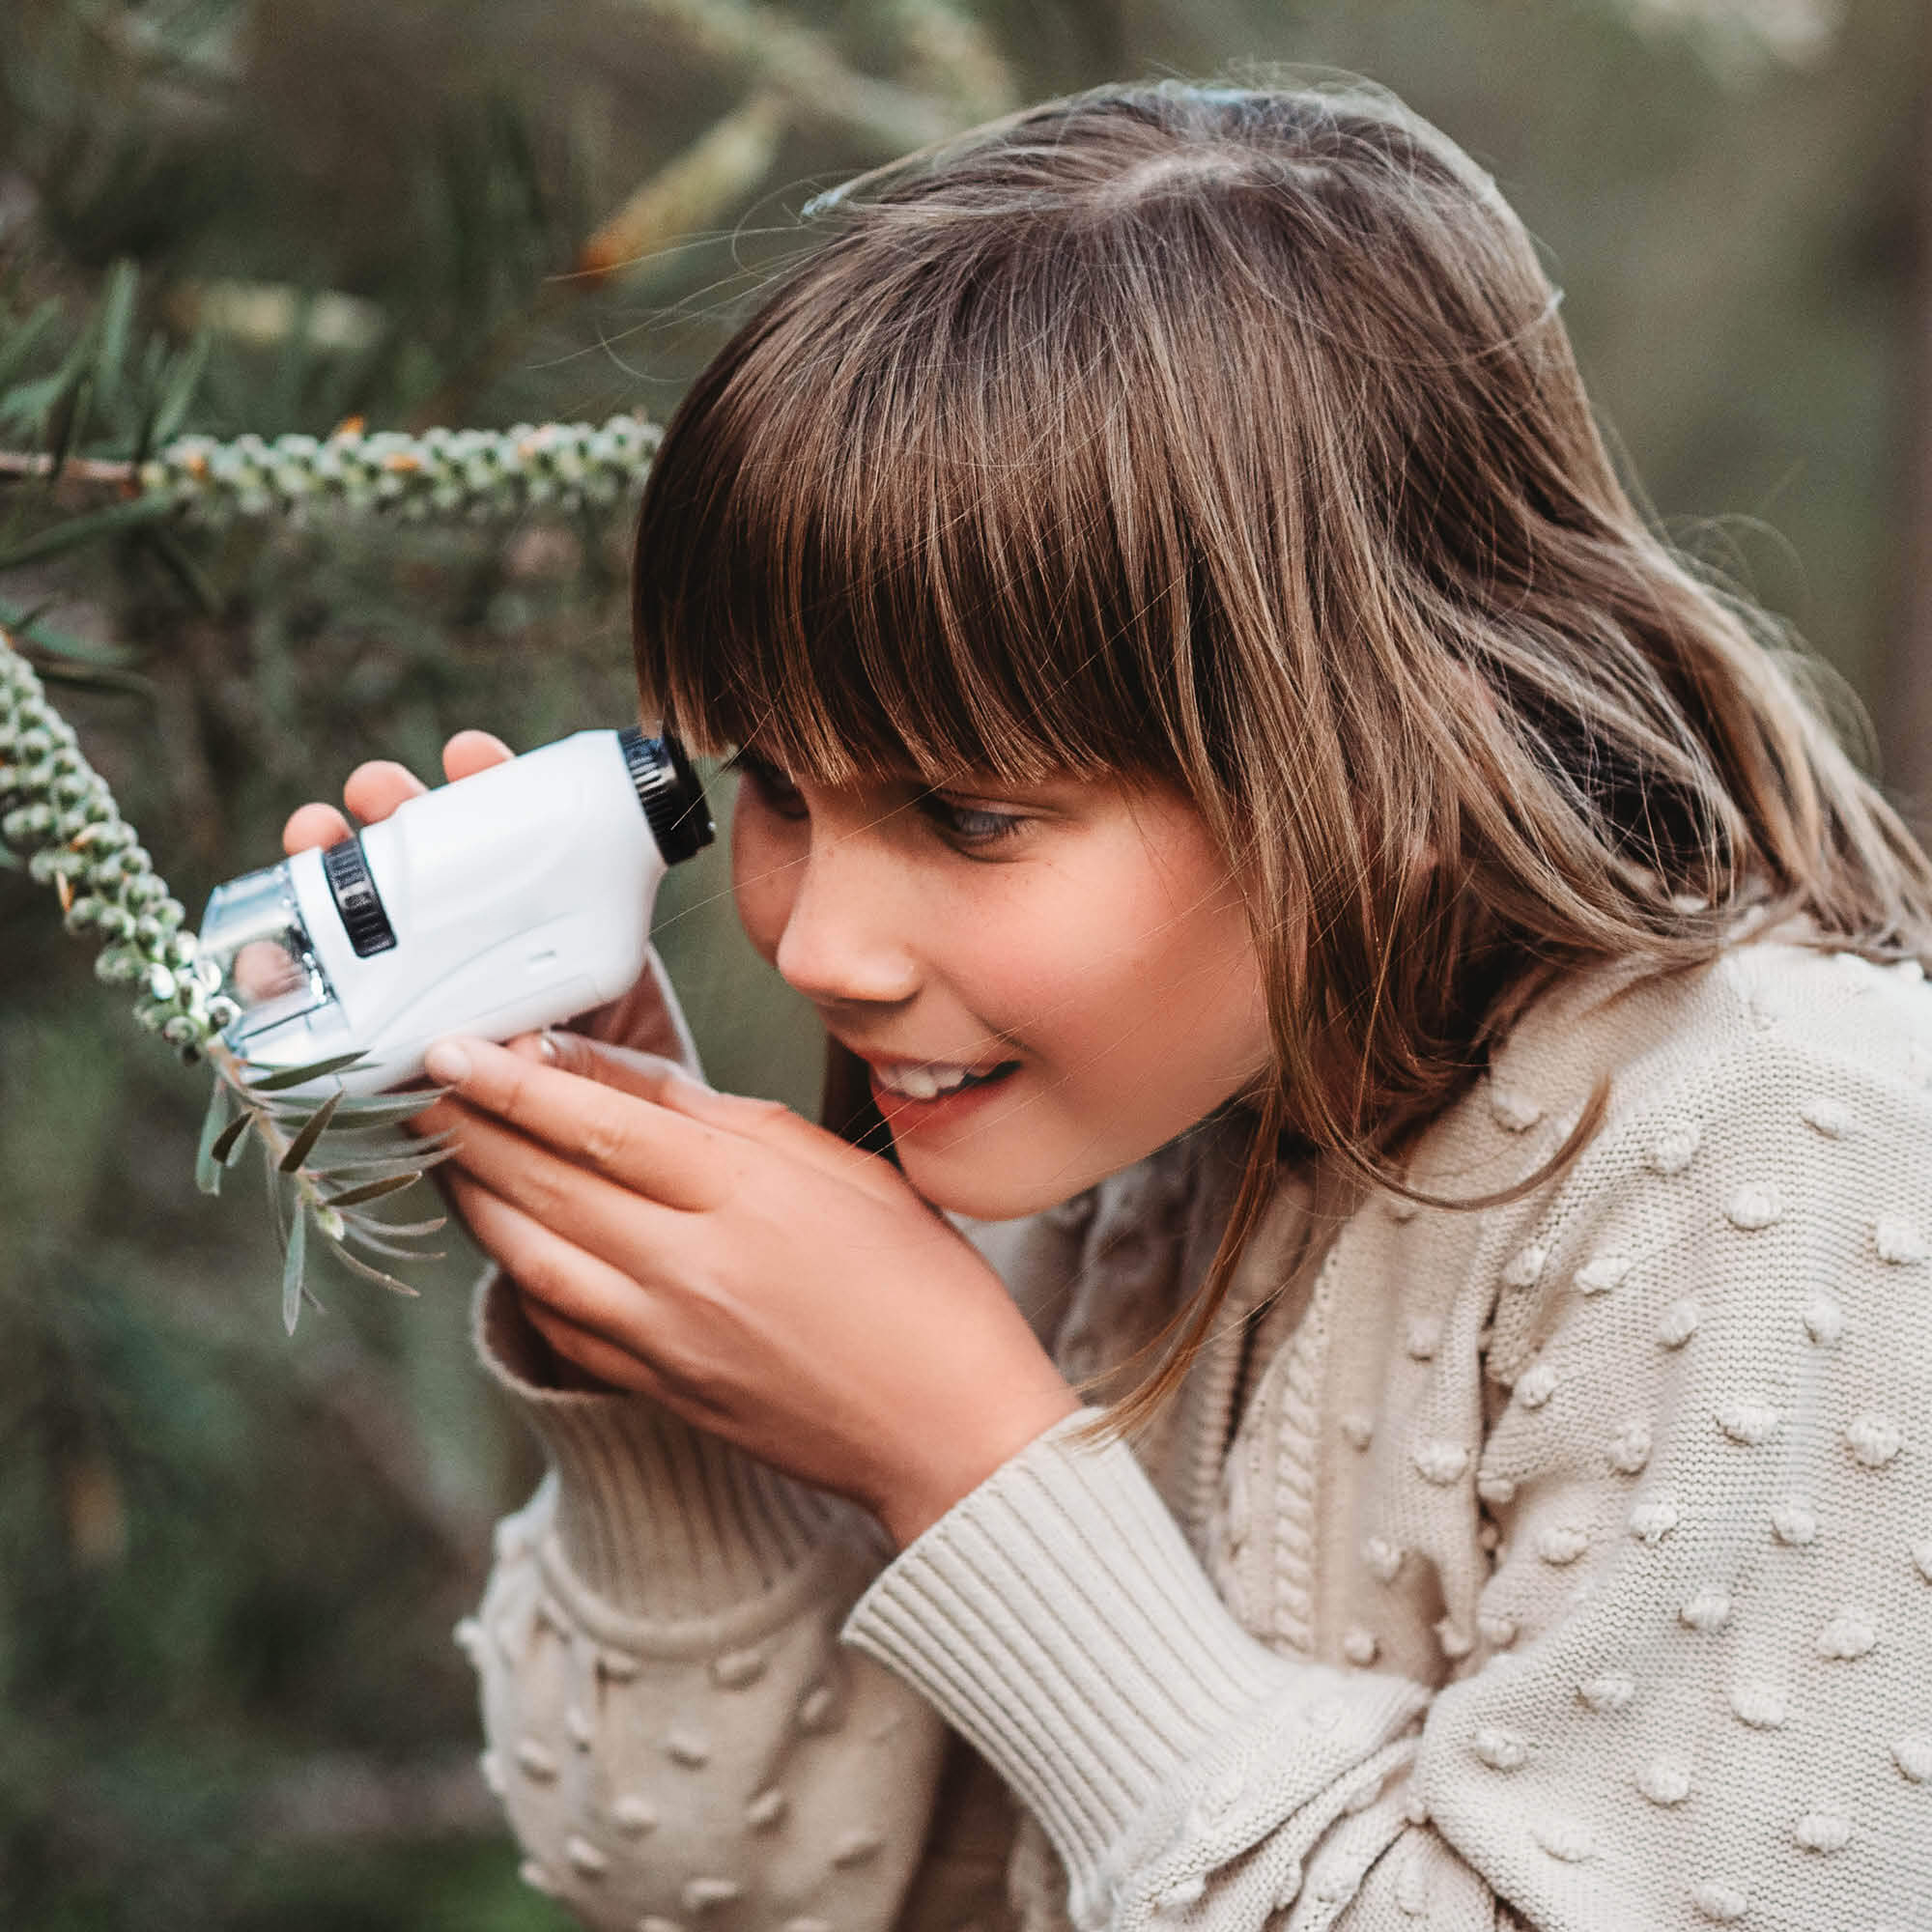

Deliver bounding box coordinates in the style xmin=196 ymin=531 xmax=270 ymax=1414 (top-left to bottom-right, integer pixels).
xmin=728 ymin=751 xmax=1273 ymax=1219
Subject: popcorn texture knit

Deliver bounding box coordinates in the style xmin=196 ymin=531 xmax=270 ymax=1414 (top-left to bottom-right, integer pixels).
xmin=460 ymin=928 xmax=1932 ymax=1930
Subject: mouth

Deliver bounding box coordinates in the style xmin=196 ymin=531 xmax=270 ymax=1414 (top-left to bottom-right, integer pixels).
xmin=851 ymin=1050 xmax=1023 ymax=1122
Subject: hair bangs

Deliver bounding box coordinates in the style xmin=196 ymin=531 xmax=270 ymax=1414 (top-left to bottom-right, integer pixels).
xmin=630 ymin=225 xmax=1194 ymax=791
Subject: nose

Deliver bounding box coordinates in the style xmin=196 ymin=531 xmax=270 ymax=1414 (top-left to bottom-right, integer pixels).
xmin=771 ymin=826 xmax=922 ymax=1009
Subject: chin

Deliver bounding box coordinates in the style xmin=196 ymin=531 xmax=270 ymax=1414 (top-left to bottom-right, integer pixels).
xmin=894 ymin=1144 xmax=1113 ymax=1224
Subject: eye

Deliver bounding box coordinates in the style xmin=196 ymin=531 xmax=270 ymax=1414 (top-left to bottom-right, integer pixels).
xmin=724 ymin=749 xmax=807 ymax=820
xmin=920 ymin=795 xmax=1031 ymax=849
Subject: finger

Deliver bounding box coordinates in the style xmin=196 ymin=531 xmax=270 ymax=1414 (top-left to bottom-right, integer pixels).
xmin=535 ymin=1030 xmax=907 ymax=1208
xmin=282 ymin=801 xmax=354 ymax=856
xmin=427 ymin=1035 xmax=725 ymax=1210
xmin=442 ymin=729 xmax=515 ymax=782
xmin=521 ymin=1295 xmax=659 ymax=1395
xmin=341 ymin=758 xmax=430 ymax=827
xmin=456 ymin=1178 xmax=668 ymax=1392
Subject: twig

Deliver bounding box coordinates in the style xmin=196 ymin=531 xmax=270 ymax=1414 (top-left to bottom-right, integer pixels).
xmin=625 ymin=0 xmax=962 ymax=154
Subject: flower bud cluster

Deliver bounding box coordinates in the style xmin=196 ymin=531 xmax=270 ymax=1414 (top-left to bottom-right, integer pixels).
xmin=1 ymin=631 xmax=238 ymax=1059
xmin=137 ymin=412 xmax=663 ymax=524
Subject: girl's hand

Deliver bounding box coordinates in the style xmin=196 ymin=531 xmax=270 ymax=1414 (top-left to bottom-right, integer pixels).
xmin=278 ymin=729 xmax=701 ymax=1075
xmin=407 ymin=1032 xmax=1084 ymax=1548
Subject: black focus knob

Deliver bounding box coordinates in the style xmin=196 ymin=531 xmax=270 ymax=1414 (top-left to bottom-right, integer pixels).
xmin=322 ymin=834 xmax=398 ymax=957
xmin=619 ymin=724 xmax=714 ymax=865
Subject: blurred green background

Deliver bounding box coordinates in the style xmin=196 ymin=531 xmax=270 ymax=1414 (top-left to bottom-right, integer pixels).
xmin=1 ymin=0 xmax=1926 ymax=1924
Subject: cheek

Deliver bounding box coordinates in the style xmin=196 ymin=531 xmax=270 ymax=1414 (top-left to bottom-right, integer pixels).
xmin=729 ymin=806 xmax=799 ymax=969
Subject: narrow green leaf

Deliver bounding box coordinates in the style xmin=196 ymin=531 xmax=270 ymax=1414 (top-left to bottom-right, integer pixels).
xmin=309 ymin=1141 xmax=455 ymax=1186
xmin=138 ymin=522 xmax=223 ymax=616
xmin=0 ymin=299 xmax=61 ymax=396
xmin=150 ymin=328 xmax=211 ymax=447
xmin=338 ymin=1212 xmax=446 ymax=1238
xmin=282 ymin=1207 xmax=307 ymax=1335
xmin=317 ymin=1233 xmax=420 ymax=1298
xmin=195 ymin=1078 xmax=233 ymax=1196
xmin=93 ymin=261 xmax=139 ymax=414
xmin=27 ymin=657 xmax=158 ymax=704
xmin=239 ymin=1050 xmax=372 ymax=1093
xmin=44 ymin=371 xmax=93 ymax=483
xmin=263 ymin=1133 xmax=289 ymax=1252
xmin=278 ymin=1089 xmax=344 ymax=1172
xmin=212 ymin=1107 xmax=254 ymax=1165
xmin=339 ymin=1223 xmax=446 ymax=1262
xmin=320 ymin=1170 xmax=427 ymax=1209
xmin=0 ymin=597 xmax=143 ymax=667
xmin=265 ymin=1086 xmax=450 ymax=1130
xmin=0 ymin=493 xmax=175 ymax=572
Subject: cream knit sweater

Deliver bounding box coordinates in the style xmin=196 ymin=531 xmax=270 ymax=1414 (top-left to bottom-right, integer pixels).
xmin=458 ymin=924 xmax=1932 ymax=1931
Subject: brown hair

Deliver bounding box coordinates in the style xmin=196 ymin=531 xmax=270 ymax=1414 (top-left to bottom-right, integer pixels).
xmin=630 ymin=74 xmax=1932 ymax=1440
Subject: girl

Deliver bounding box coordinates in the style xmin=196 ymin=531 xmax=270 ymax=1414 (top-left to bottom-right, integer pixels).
xmin=289 ymin=76 xmax=1932 ymax=1932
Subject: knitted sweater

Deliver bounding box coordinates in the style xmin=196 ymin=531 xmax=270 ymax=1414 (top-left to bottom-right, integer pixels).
xmin=458 ymin=924 xmax=1932 ymax=1931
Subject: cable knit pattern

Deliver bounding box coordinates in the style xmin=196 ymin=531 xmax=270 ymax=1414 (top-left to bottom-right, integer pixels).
xmin=461 ymin=927 xmax=1932 ymax=1932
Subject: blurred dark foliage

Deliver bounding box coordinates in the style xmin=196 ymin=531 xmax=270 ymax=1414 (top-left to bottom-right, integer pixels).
xmin=0 ymin=0 xmax=1923 ymax=1924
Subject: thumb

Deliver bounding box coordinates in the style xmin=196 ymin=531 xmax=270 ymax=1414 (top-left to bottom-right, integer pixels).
xmin=516 ymin=1030 xmax=913 ymax=1208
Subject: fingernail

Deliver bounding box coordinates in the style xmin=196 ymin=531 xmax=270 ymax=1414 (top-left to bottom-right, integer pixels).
xmin=537 ymin=1030 xmax=559 ymax=1064
xmin=424 ymin=1040 xmax=471 ymax=1084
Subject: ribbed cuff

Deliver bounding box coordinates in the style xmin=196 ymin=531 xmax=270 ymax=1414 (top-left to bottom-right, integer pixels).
xmin=472 ymin=1264 xmax=848 ymax=1621
xmin=840 ymin=1408 xmax=1426 ymax=1917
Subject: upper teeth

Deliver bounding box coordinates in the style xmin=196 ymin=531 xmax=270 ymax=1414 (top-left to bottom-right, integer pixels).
xmin=877 ymin=1063 xmax=980 ymax=1100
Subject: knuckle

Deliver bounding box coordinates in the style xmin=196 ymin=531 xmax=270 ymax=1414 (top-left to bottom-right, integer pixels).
xmin=580 ymin=1114 xmax=631 ymax=1175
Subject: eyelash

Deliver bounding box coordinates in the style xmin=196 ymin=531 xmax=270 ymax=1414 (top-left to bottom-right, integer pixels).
xmin=723 ymin=752 xmax=1031 ymax=850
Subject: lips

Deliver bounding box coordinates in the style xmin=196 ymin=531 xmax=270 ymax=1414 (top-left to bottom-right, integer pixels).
xmin=869 ymin=1058 xmax=1017 ymax=1100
